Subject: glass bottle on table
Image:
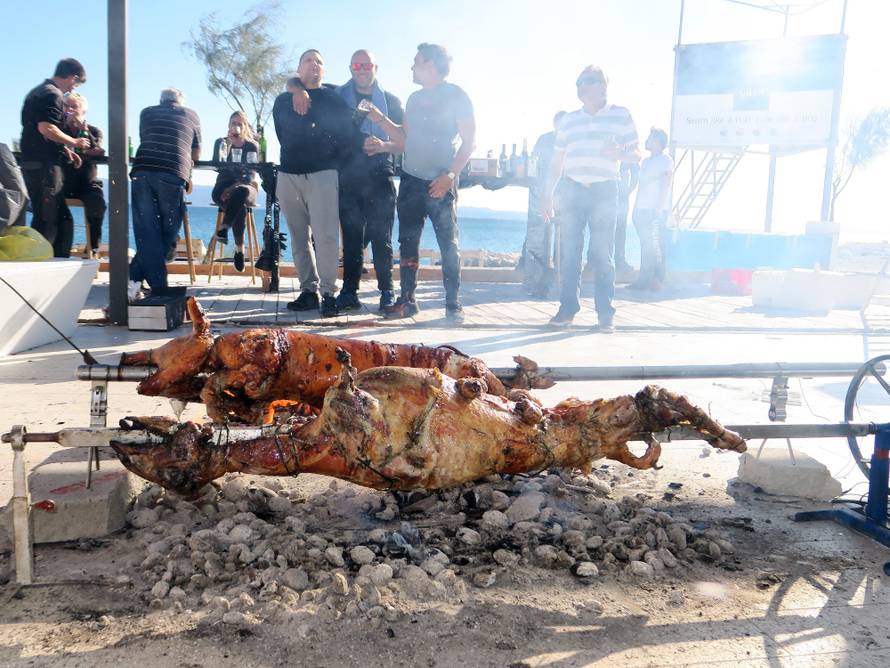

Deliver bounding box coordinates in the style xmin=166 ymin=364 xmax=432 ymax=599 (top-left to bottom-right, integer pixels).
xmin=507 ymin=144 xmax=519 ymax=177
xmin=257 ymin=126 xmax=267 ymax=162
xmin=515 ymin=138 xmax=528 ymax=179
xmin=498 ymin=144 xmax=508 ymax=178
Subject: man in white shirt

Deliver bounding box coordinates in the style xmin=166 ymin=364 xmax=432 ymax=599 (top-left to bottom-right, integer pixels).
xmin=541 ymin=65 xmax=640 ymax=332
xmin=631 ymin=127 xmax=673 ymax=291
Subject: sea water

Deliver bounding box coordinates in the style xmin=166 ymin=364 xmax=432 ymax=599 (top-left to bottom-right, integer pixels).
xmin=66 ymin=205 xmax=642 ymax=266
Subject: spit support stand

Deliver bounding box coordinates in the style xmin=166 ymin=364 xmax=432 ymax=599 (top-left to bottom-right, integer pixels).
xmin=85 ymin=380 xmax=107 ymax=488
xmin=9 ymin=425 xmax=33 ymax=585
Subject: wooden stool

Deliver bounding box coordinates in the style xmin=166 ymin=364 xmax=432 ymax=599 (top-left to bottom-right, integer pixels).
xmin=179 ymin=201 xmax=197 ymax=284
xmin=204 ymin=208 xmax=261 ymax=284
xmin=65 ymin=198 xmax=93 ymax=259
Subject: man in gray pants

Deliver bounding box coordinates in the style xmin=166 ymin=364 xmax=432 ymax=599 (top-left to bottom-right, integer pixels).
xmin=273 ymin=49 xmax=359 ymax=317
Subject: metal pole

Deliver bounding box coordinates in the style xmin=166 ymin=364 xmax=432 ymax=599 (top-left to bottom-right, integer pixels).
xmin=764 ymin=7 xmax=789 ymax=233
xmin=668 ymin=0 xmax=685 ymax=216
xmin=765 ymin=148 xmax=776 ymax=232
xmin=865 ymin=424 xmax=890 ymax=525
xmin=820 ymin=0 xmax=849 ymax=225
xmin=493 ymin=361 xmax=884 ymax=383
xmin=107 ymin=0 xmax=129 ymax=324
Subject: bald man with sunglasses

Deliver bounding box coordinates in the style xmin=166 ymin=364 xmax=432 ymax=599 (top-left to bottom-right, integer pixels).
xmin=291 ymin=50 xmax=404 ymax=313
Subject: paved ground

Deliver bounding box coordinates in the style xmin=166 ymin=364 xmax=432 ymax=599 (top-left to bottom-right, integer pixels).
xmin=1 ymin=271 xmax=889 ymax=666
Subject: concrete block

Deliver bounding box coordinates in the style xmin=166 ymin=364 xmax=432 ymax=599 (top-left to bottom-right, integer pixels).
xmin=737 ymin=448 xmax=842 ymax=501
xmin=3 ymin=447 xmax=147 ymax=544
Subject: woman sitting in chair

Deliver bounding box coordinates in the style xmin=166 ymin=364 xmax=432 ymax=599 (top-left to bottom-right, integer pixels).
xmin=212 ymin=111 xmax=259 ymax=272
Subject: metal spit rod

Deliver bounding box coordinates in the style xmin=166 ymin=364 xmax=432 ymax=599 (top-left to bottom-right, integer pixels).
xmin=3 ymin=422 xmax=878 ymax=449
xmin=76 ymin=364 xmax=156 ymax=382
xmin=78 ymin=362 xmax=885 ymax=386
xmin=491 ymin=361 xmax=886 ymax=383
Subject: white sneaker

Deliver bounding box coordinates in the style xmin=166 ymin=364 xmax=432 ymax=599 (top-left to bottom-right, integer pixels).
xmin=128 ymin=280 xmax=144 ymax=302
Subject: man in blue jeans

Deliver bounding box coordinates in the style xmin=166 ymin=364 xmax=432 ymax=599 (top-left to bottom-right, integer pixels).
xmin=541 ymin=65 xmax=639 ymax=332
xmin=128 ymin=88 xmax=201 ymax=300
xmin=363 ymin=43 xmax=475 ymax=323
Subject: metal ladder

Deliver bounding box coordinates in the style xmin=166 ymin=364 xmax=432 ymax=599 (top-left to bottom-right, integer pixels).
xmin=672 ymin=149 xmax=745 ymax=229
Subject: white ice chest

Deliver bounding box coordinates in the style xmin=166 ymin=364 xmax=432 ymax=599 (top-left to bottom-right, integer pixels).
xmin=752 ymin=268 xmax=879 ymax=313
xmin=0 ymin=258 xmax=98 ymax=356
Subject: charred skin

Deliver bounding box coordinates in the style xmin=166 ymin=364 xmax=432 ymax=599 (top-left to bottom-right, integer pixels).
xmin=111 ymin=353 xmax=746 ymax=497
xmin=121 ymin=297 xmax=510 ymax=424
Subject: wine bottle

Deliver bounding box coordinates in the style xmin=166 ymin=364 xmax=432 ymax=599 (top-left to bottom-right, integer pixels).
xmin=515 ymin=138 xmax=528 ymax=179
xmin=498 ymin=144 xmax=508 ymax=178
xmin=258 ymin=126 xmax=268 ymax=162
xmin=508 ymin=143 xmax=518 ymax=177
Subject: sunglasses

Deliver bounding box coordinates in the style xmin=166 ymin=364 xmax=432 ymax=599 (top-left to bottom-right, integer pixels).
xmin=351 ymin=62 xmax=375 ymax=72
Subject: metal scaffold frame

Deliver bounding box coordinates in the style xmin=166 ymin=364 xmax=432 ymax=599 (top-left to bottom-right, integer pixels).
xmin=668 ymin=0 xmax=849 ymax=231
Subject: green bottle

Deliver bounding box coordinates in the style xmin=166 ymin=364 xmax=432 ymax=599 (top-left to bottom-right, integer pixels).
xmin=128 ymin=135 xmax=134 ymax=159
xmin=257 ymin=126 xmax=267 ymax=162
xmin=76 ymin=126 xmax=89 ymax=155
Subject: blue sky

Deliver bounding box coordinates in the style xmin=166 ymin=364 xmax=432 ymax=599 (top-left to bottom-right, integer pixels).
xmin=5 ymin=0 xmax=889 ymax=240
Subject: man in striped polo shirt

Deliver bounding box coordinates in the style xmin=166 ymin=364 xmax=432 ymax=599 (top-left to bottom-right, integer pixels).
xmin=541 ymin=65 xmax=639 ymax=332
xmin=128 ymin=88 xmax=201 ymax=300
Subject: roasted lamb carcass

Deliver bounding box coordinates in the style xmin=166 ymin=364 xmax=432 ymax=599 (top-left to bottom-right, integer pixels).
xmin=111 ymin=350 xmax=746 ymax=497
xmin=120 ymin=297 xmax=550 ymax=424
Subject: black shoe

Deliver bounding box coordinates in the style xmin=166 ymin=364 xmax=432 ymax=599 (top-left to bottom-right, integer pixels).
xmin=445 ymin=303 xmax=465 ymax=324
xmin=233 ymin=251 xmax=244 ymax=272
xmin=216 ymin=228 xmax=229 ymax=244
xmin=383 ymin=297 xmax=419 ymax=320
xmin=378 ymin=290 xmax=395 ymax=312
xmin=548 ymin=309 xmax=575 ymax=327
xmin=320 ymin=293 xmax=339 ymax=318
xmin=335 ymin=291 xmax=362 ymax=311
xmin=286 ymin=290 xmax=319 ymax=311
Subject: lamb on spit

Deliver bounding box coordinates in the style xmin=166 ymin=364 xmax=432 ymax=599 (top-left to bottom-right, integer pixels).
xmin=119 ymin=297 xmax=552 ymax=425
xmin=111 ymin=349 xmax=746 ymax=497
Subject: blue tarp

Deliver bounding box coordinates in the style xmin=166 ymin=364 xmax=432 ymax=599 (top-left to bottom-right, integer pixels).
xmin=666 ymin=229 xmax=833 ymax=271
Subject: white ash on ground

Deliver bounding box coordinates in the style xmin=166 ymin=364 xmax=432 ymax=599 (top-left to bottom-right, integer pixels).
xmin=119 ymin=468 xmax=738 ymax=627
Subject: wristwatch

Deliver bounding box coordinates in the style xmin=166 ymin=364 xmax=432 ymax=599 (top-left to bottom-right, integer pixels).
xmin=446 ymin=171 xmax=456 ymax=180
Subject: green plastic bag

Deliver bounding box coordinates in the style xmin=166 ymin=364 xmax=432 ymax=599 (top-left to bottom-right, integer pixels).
xmin=0 ymin=226 xmax=53 ymax=261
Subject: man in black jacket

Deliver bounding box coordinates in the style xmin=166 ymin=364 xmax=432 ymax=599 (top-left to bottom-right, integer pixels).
xmin=335 ymin=50 xmax=404 ymax=313
xmin=273 ymin=49 xmax=360 ymax=318
xmin=18 ymin=57 xmax=90 ymax=257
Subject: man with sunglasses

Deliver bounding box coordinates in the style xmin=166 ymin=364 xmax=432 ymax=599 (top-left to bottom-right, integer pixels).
xmin=336 ymin=50 xmax=404 ymax=313
xmin=18 ymin=58 xmax=91 ymax=257
xmin=541 ymin=65 xmax=640 ymax=332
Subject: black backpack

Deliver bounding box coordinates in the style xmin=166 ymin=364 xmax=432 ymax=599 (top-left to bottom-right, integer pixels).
xmin=0 ymin=143 xmax=29 ymax=234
